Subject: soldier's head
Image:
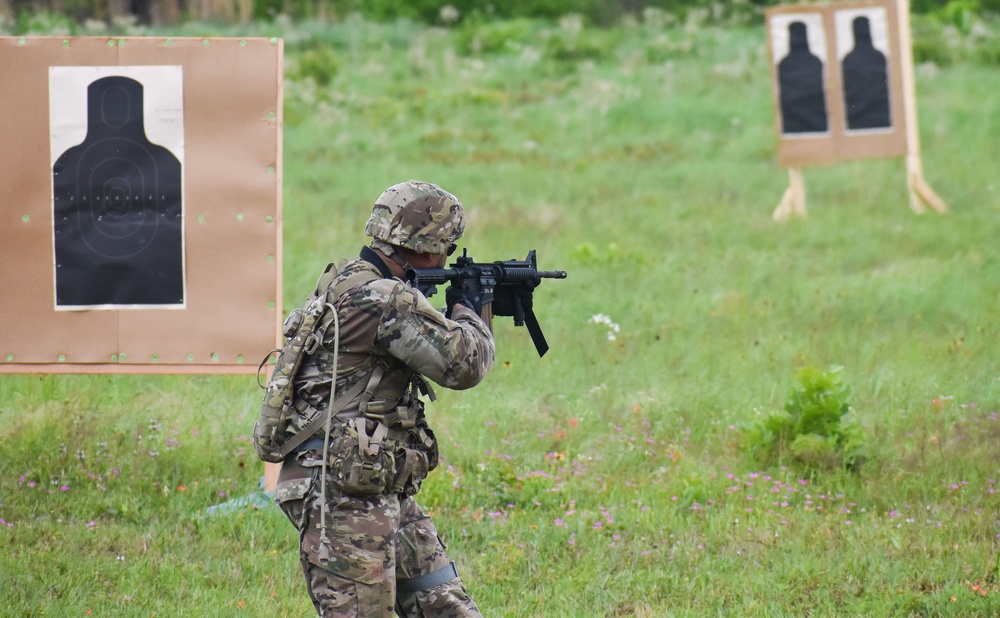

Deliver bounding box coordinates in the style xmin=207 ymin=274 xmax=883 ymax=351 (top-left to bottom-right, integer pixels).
xmin=365 ymin=180 xmax=465 ymax=268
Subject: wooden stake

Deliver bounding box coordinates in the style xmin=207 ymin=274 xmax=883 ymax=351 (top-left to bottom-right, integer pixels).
xmin=898 ymin=0 xmax=948 ymax=214
xmin=773 ymin=167 xmax=807 ymax=220
xmin=263 ymin=462 xmax=280 ymax=493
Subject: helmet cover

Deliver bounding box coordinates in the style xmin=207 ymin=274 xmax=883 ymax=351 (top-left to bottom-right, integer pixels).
xmin=364 ymin=180 xmax=465 ymax=254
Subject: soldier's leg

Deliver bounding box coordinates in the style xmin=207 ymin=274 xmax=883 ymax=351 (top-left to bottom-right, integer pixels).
xmin=275 ymin=459 xmax=335 ymax=614
xmin=301 ymin=561 xmax=370 ymax=618
xmin=394 ymin=497 xmax=481 ymax=618
xmin=288 ymin=473 xmax=402 ymax=618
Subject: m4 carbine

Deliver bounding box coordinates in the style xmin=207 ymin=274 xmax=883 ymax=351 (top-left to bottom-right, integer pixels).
xmin=406 ymin=249 xmax=567 ymax=356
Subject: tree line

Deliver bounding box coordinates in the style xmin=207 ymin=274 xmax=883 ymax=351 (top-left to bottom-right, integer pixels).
xmin=1 ymin=0 xmax=993 ymax=28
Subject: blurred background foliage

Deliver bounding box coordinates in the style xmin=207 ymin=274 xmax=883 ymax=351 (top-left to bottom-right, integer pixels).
xmin=3 ymin=0 xmax=1000 ymax=70
xmin=1 ymin=0 xmax=999 ymax=30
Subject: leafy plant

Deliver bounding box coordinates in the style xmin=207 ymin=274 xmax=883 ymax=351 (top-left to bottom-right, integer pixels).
xmin=743 ymin=366 xmax=867 ymax=472
xmin=454 ymin=16 xmax=539 ymax=55
xmin=288 ymin=43 xmax=340 ymax=87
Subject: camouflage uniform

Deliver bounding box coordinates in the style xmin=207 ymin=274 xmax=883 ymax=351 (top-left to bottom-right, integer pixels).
xmin=275 ymin=181 xmax=494 ymax=617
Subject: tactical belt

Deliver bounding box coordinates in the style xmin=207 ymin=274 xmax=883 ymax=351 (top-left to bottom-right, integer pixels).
xmin=292 ymin=414 xmax=432 ymax=454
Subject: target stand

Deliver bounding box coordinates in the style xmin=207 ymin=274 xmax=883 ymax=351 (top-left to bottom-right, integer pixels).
xmin=766 ymin=0 xmax=948 ymax=220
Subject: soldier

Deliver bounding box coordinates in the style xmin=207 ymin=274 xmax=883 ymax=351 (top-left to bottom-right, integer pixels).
xmin=274 ymin=180 xmax=495 ymax=617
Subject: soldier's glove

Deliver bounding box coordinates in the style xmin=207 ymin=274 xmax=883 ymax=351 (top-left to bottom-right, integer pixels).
xmin=491 ymin=281 xmax=535 ymax=317
xmin=446 ymin=285 xmax=479 ymax=319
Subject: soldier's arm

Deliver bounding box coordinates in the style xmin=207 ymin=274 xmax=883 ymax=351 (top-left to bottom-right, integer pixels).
xmin=375 ymin=282 xmax=495 ymax=390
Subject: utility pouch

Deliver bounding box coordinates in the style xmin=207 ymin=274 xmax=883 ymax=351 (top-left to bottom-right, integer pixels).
xmin=327 ymin=418 xmax=397 ymax=496
xmin=325 ymin=416 xmax=440 ymax=497
xmin=391 ymin=446 xmax=430 ymax=496
xmin=415 ymin=423 xmax=440 ymax=472
xmin=389 ymin=418 xmax=439 ymax=496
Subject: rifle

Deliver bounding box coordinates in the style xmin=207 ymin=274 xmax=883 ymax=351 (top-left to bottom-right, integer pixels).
xmin=406 ymin=249 xmax=567 ymax=357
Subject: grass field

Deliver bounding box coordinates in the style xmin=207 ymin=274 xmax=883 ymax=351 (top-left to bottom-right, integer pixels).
xmin=3 ymin=13 xmax=1000 ymax=617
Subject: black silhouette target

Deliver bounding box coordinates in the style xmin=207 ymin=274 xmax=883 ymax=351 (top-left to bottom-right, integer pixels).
xmin=53 ymin=75 xmax=183 ymax=307
xmin=778 ymin=21 xmax=829 ymax=134
xmin=840 ymin=15 xmax=892 ymax=130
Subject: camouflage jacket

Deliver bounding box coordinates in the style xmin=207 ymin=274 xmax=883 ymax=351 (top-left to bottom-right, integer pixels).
xmin=293 ymin=249 xmax=495 ymax=421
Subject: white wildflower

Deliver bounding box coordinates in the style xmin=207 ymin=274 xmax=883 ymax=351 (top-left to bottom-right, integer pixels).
xmin=439 ymin=5 xmax=460 ymax=24
xmin=589 ymin=314 xmax=620 ymax=341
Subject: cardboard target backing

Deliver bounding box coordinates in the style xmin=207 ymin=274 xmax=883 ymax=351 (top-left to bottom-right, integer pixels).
xmin=0 ymin=37 xmax=283 ymax=374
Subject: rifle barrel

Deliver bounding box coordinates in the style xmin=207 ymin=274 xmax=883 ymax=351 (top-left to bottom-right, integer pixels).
xmin=537 ymin=270 xmax=567 ymax=279
xmin=496 ymin=266 xmax=567 ymax=283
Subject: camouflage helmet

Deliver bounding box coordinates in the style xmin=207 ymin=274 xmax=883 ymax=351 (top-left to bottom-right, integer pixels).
xmin=364 ymin=180 xmax=465 ymax=254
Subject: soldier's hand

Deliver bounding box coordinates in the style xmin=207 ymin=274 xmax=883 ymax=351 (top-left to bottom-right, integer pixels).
xmin=446 ymin=285 xmax=479 ymax=318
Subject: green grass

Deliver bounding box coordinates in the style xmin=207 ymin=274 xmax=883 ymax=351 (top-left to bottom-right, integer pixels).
xmin=4 ymin=15 xmax=1000 ymax=617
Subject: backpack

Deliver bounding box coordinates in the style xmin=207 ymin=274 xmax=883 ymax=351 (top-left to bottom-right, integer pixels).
xmin=253 ymin=263 xmax=378 ymax=463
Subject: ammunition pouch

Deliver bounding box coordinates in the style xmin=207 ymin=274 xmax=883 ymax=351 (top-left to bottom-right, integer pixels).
xmin=325 ymin=417 xmax=395 ymax=495
xmin=325 ymin=379 xmax=439 ymax=497
xmin=324 ymin=417 xmax=438 ymax=497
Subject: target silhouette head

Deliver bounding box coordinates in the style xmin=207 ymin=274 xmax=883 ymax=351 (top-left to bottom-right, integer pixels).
xmin=852 ymin=16 xmax=873 ymax=46
xmin=87 ymin=76 xmax=146 ymax=138
xmin=788 ymin=21 xmax=810 ymax=52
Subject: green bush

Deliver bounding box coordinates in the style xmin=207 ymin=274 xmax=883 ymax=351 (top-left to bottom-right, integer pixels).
xmin=976 ymin=32 xmax=1000 ymax=63
xmin=742 ymin=366 xmax=867 ymax=472
xmin=541 ymin=14 xmax=623 ymax=62
xmin=288 ymin=43 xmax=340 ymax=86
xmin=911 ymin=12 xmax=1000 ymax=66
xmin=454 ymin=17 xmax=539 ymax=55
xmin=911 ymin=16 xmax=961 ymax=66
xmin=10 ymin=9 xmax=78 ymax=35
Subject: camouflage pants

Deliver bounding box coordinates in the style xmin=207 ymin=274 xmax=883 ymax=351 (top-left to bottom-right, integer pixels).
xmin=276 ymin=458 xmax=481 ymax=618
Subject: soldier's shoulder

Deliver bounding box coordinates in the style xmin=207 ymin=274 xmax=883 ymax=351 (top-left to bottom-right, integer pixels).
xmin=334 ymin=260 xmax=388 ymax=290
xmin=336 ymin=258 xmax=374 ymax=278
xmin=333 ymin=261 xmax=410 ymax=308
